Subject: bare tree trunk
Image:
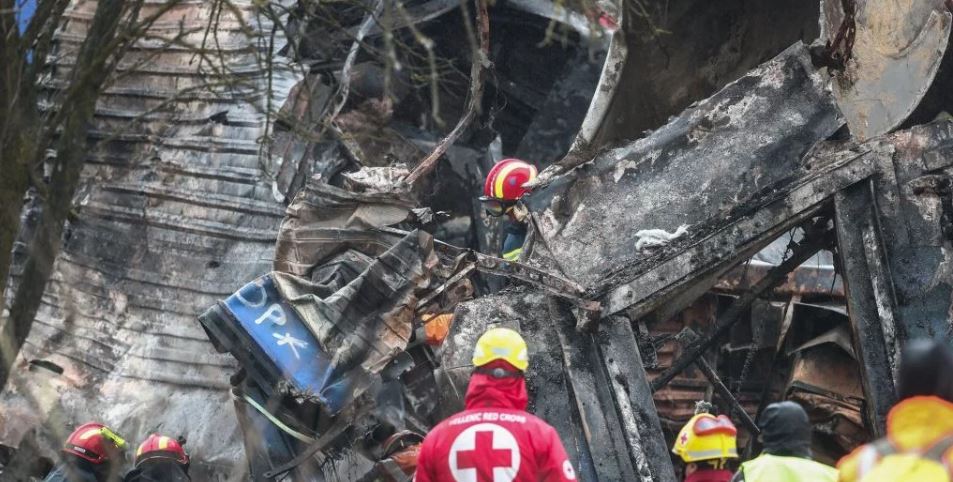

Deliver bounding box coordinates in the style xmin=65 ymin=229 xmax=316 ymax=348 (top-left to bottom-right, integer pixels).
xmin=0 ymin=0 xmax=127 ymax=389
xmin=0 ymin=0 xmax=36 ymax=317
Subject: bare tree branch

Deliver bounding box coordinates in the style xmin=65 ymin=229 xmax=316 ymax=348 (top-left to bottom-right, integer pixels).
xmin=403 ymin=0 xmax=489 ymax=186
xmin=0 ymin=0 xmax=141 ymax=390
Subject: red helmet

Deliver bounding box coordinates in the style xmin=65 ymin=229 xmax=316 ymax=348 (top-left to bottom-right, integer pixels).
xmin=63 ymin=422 xmax=127 ymax=464
xmin=135 ymin=434 xmax=189 ymax=467
xmin=482 ymin=158 xmax=538 ymax=201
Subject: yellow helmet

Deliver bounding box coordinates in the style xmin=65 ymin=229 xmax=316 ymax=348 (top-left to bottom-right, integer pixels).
xmin=472 ymin=327 xmax=529 ymax=371
xmin=672 ymin=413 xmax=739 ymax=463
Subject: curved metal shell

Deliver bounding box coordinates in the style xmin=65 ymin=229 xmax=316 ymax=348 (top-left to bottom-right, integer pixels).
xmin=824 ymin=0 xmax=952 ymax=140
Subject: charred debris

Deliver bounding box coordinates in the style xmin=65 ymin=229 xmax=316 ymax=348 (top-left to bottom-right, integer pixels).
xmin=3 ymin=0 xmax=953 ymax=480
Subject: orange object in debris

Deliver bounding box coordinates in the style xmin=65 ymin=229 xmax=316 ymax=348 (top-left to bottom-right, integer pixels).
xmin=391 ymin=443 xmax=420 ymax=474
xmin=423 ymin=313 xmax=453 ymax=345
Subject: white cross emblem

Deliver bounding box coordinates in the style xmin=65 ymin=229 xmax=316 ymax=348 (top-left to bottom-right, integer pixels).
xmin=273 ymin=332 xmax=308 ymax=359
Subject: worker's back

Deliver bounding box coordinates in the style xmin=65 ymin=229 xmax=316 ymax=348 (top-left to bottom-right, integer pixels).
xmin=732 ymin=401 xmax=837 ymax=482
xmin=415 ymin=403 xmax=573 ymax=481
xmin=740 ymin=453 xmax=837 ymax=482
xmin=838 ymin=339 xmax=953 ymax=482
xmin=42 ymin=461 xmax=110 ymax=482
xmin=837 ymin=396 xmax=953 ymax=482
xmin=414 ymin=329 xmax=576 ymax=482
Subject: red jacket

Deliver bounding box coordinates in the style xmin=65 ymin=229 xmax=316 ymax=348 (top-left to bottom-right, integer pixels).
xmin=415 ymin=363 xmax=577 ymax=482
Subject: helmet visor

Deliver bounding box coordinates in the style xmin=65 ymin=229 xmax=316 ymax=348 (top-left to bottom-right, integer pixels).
xmin=693 ymin=415 xmax=737 ymax=436
xmin=479 ymin=196 xmax=516 ymax=217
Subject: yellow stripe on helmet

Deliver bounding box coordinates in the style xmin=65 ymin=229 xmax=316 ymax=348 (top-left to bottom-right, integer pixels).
xmin=493 ymin=162 xmax=524 ymax=199
xmin=159 ymin=436 xmax=169 ymax=450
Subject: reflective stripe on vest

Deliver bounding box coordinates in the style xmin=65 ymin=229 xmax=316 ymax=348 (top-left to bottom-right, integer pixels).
xmin=502 ymin=248 xmax=522 ymax=261
xmin=741 ymin=454 xmax=838 ymax=482
xmin=858 ymin=439 xmax=898 ymax=477
xmin=858 ymin=435 xmax=953 ymax=480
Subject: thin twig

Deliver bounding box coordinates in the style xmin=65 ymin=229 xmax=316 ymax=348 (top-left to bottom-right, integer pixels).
xmin=328 ymin=0 xmax=386 ymax=123
xmin=403 ymin=0 xmax=489 ymax=186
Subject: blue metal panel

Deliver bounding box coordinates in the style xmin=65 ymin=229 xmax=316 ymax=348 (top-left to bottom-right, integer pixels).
xmin=16 ymin=0 xmax=37 ymax=36
xmin=222 ymin=275 xmax=357 ymax=414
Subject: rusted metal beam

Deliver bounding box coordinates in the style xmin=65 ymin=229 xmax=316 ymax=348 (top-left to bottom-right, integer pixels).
xmin=650 ymin=223 xmax=832 ymax=392
xmin=678 ymin=328 xmax=760 ymax=436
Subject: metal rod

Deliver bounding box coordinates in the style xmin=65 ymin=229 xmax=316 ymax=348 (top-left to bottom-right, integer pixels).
xmin=677 ymin=327 xmax=760 ymax=435
xmin=650 ymin=223 xmax=831 ymax=392
xmin=697 ymin=353 xmax=760 ymax=436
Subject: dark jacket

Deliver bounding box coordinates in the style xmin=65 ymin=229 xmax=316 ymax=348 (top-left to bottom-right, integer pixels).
xmin=730 ymin=401 xmax=814 ymax=482
xmin=43 ymin=458 xmax=120 ymax=482
xmin=122 ymin=459 xmax=190 ymax=482
xmin=501 ymin=220 xmax=527 ymax=260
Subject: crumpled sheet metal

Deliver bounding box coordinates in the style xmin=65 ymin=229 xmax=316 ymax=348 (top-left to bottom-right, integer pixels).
xmin=822 ymin=0 xmax=952 ymax=140
xmin=524 ymin=43 xmax=844 ymax=298
xmin=274 ymin=179 xmax=416 ymax=276
xmin=272 ymin=229 xmax=437 ymax=375
xmin=786 ymin=325 xmax=866 ymax=461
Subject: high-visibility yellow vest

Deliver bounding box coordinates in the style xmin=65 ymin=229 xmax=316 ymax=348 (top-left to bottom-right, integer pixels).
xmin=850 ymin=452 xmax=951 ymax=482
xmin=502 ymin=247 xmax=522 ymax=261
xmin=838 ymin=397 xmax=953 ymax=482
xmin=741 ymin=454 xmax=838 ymax=482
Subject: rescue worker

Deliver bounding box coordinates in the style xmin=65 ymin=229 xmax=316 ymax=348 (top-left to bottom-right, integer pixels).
xmin=672 ymin=402 xmax=739 ymax=482
xmin=837 ymin=338 xmax=953 ymax=482
xmin=730 ymin=401 xmax=837 ymax=482
xmin=123 ymin=434 xmax=191 ymax=482
xmin=43 ymin=422 xmax=127 ymax=482
xmin=479 ymin=158 xmax=538 ymax=261
xmin=414 ymin=327 xmax=577 ymax=481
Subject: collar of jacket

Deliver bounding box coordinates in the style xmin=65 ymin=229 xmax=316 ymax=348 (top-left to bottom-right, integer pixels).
xmin=464 ymin=360 xmax=529 ymax=410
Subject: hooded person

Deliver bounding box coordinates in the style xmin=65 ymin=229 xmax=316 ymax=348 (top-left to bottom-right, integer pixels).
xmin=122 ymin=434 xmax=191 ymax=482
xmin=730 ymin=401 xmax=837 ymax=482
xmin=43 ymin=423 xmax=127 ymax=482
xmin=837 ymin=338 xmax=953 ymax=482
xmin=414 ymin=327 xmax=577 ymax=482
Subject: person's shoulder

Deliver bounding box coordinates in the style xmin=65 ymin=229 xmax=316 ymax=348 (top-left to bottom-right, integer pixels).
xmin=519 ymin=412 xmax=562 ymax=436
xmin=428 ymin=409 xmax=491 ymax=434
xmin=836 ymin=439 xmax=880 ymax=482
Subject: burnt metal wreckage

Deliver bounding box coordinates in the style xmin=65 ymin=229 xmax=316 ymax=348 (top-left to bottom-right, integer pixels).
xmin=200 ymin=1 xmax=953 ymax=479
xmin=2 ymin=0 xmax=953 ymax=480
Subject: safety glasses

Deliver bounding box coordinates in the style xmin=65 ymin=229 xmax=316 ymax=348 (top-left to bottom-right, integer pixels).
xmin=692 ymin=415 xmax=737 ymax=436
xmin=479 ymin=196 xmax=517 ymax=217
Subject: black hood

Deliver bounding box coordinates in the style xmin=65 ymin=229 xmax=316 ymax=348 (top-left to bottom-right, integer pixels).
xmin=758 ymin=401 xmax=812 ymax=458
xmin=897 ymin=338 xmax=953 ymax=402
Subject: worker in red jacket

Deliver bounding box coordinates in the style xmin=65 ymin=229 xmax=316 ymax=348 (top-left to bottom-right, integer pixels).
xmin=43 ymin=422 xmax=126 ymax=482
xmin=479 ymin=158 xmax=538 ymax=261
xmin=414 ymin=327 xmax=577 ymax=482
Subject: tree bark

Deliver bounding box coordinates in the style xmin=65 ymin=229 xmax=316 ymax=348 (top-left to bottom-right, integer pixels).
xmin=0 ymin=0 xmax=35 ymax=317
xmin=0 ymin=0 xmax=128 ymax=389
